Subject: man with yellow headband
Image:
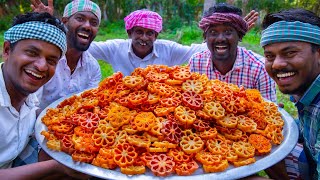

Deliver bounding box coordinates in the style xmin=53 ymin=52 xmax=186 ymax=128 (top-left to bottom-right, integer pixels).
xmin=188 ymin=3 xmax=276 ymax=102
xmin=259 ymin=8 xmax=320 ymax=180
xmin=0 ymin=12 xmax=87 ymax=179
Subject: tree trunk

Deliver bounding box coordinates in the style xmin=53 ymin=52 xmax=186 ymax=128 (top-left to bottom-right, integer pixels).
xmin=203 ymin=0 xmax=216 ymax=13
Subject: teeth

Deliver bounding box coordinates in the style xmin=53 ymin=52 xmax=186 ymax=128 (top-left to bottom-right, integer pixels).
xmin=78 ymin=33 xmax=89 ymax=38
xmin=139 ymin=42 xmax=147 ymax=46
xmin=25 ymin=69 xmax=44 ymax=79
xmin=216 ymin=45 xmax=227 ymax=48
xmin=277 ymin=72 xmax=295 ymax=78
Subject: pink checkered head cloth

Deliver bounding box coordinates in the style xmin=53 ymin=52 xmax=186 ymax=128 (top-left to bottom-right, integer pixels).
xmin=124 ymin=10 xmax=162 ymax=33
xmin=63 ymin=0 xmax=101 ymax=23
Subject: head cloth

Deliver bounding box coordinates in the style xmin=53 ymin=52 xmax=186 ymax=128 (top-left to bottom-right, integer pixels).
xmin=124 ymin=9 xmax=162 ymax=33
xmin=199 ymin=13 xmax=248 ymax=39
xmin=4 ymin=21 xmax=67 ymax=56
xmin=261 ymin=20 xmax=320 ymax=47
xmin=63 ymin=0 xmax=101 ymax=24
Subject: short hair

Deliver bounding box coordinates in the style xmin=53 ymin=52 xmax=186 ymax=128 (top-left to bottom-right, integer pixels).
xmin=262 ymin=8 xmax=320 ymax=30
xmin=203 ymin=3 xmax=242 ymax=18
xmin=262 ymin=8 xmax=320 ymax=52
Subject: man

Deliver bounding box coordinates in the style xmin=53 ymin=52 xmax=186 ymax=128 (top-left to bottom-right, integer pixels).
xmin=0 ymin=11 xmax=87 ymax=179
xmin=260 ymin=8 xmax=320 ymax=180
xmin=188 ymin=3 xmax=276 ymax=102
xmin=35 ymin=0 xmax=102 ymax=111
xmin=31 ymin=0 xmax=259 ymax=76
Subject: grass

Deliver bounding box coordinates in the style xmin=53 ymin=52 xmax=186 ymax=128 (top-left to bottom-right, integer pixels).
xmin=0 ymin=22 xmax=297 ymax=119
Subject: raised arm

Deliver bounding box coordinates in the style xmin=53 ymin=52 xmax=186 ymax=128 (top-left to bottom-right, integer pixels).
xmin=244 ymin=10 xmax=259 ymax=30
xmin=31 ymin=0 xmax=54 ymax=15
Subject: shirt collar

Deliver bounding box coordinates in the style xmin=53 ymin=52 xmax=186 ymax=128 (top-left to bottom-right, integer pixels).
xmin=0 ymin=63 xmax=39 ymax=108
xmin=298 ymin=74 xmax=320 ymax=106
xmin=128 ymin=39 xmax=159 ymax=60
xmin=207 ymin=47 xmax=243 ymax=71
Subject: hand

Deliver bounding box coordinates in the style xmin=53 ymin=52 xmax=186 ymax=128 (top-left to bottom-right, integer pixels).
xmin=244 ymin=10 xmax=259 ymax=30
xmin=31 ymin=0 xmax=54 ymax=15
xmin=55 ymin=161 xmax=91 ymax=180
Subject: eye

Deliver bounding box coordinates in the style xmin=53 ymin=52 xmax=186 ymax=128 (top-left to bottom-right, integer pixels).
xmin=224 ymin=30 xmax=233 ymax=36
xmin=285 ymin=51 xmax=297 ymax=57
xmin=75 ymin=16 xmax=84 ymax=22
xmin=90 ymin=20 xmax=99 ymax=27
xmin=135 ymin=30 xmax=143 ymax=35
xmin=47 ymin=58 xmax=58 ymax=66
xmin=264 ymin=54 xmax=275 ymax=62
xmin=25 ymin=50 xmax=38 ymax=57
xmin=146 ymin=31 xmax=155 ymax=36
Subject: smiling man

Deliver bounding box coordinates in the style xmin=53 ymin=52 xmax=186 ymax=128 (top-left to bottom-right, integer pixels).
xmin=260 ymin=8 xmax=320 ymax=180
xmin=0 ymin=12 xmax=88 ymax=179
xmin=35 ymin=0 xmax=102 ymax=111
xmin=188 ymin=3 xmax=276 ymax=102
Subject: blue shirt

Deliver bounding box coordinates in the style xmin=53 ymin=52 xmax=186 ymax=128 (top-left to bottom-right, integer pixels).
xmin=296 ymin=74 xmax=320 ymax=179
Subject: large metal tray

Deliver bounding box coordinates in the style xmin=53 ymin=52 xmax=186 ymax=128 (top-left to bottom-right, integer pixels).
xmin=35 ymin=94 xmax=299 ymax=180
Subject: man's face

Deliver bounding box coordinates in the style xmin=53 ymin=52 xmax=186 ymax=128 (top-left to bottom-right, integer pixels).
xmin=264 ymin=41 xmax=320 ymax=96
xmin=63 ymin=11 xmax=99 ymax=51
xmin=128 ymin=26 xmax=158 ymax=59
xmin=2 ymin=39 xmax=61 ymax=95
xmin=205 ymin=24 xmax=239 ymax=62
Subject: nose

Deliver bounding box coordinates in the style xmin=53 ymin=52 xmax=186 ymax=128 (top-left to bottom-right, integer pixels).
xmin=34 ymin=57 xmax=48 ymax=72
xmin=272 ymin=55 xmax=288 ymax=70
xmin=140 ymin=33 xmax=148 ymax=40
xmin=215 ymin=33 xmax=226 ymax=42
xmin=82 ymin=20 xmax=91 ymax=29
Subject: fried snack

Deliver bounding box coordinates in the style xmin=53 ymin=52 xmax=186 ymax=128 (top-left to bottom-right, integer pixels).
xmin=40 ymin=64 xmax=286 ymax=177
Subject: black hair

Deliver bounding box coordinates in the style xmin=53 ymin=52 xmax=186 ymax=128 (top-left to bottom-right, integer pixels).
xmin=203 ymin=3 xmax=242 ymax=18
xmin=262 ymin=8 xmax=320 ymax=29
xmin=9 ymin=12 xmax=66 ymax=50
xmin=262 ymin=8 xmax=320 ymax=52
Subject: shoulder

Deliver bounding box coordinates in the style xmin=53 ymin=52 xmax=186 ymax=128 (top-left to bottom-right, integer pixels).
xmin=238 ymin=47 xmax=265 ymax=66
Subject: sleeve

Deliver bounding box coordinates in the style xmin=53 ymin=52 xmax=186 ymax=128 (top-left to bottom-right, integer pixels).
xmin=87 ymin=58 xmax=102 ymax=88
xmin=88 ymin=40 xmax=118 ymax=64
xmin=169 ymin=41 xmax=207 ymax=65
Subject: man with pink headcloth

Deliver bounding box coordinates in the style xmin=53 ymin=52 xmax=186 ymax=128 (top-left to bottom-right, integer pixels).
xmin=88 ymin=9 xmax=208 ymax=76
xmin=88 ymin=9 xmax=258 ymax=76
xmin=188 ymin=3 xmax=276 ymax=102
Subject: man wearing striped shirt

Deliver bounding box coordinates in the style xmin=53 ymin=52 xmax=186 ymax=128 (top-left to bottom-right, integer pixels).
xmin=188 ymin=3 xmax=276 ymax=102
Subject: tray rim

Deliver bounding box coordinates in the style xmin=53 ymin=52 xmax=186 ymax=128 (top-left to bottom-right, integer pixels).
xmin=35 ymin=92 xmax=299 ymax=180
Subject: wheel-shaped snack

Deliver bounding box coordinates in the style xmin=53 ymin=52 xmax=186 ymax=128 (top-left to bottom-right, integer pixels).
xmin=203 ymin=159 xmax=229 ymax=173
xmin=92 ymin=126 xmax=116 ymax=147
xmin=206 ymin=139 xmax=229 ymax=156
xmin=182 ymin=80 xmax=204 ymax=94
xmin=264 ymin=124 xmax=284 ymax=145
xmin=193 ymin=119 xmax=210 ymax=132
xmin=60 ymin=134 xmax=75 ymax=155
xmin=160 ymin=97 xmax=181 ymax=107
xmin=195 ymin=151 xmax=223 ymax=165
xmin=127 ymin=90 xmax=148 ymax=105
xmin=149 ymin=154 xmax=175 ymax=176
xmin=113 ymin=143 xmax=138 ymax=167
xmin=123 ymin=75 xmax=144 ymax=88
xmin=160 ymin=120 xmax=182 ymax=144
xmin=237 ymin=115 xmax=257 ymax=133
xmin=71 ymin=151 xmax=95 ymax=163
xmin=175 ymin=160 xmax=199 ymax=176
xmin=127 ymin=134 xmax=151 ymax=148
xmin=168 ymin=147 xmax=193 ymax=163
xmin=146 ymin=71 xmax=169 ymax=82
xmin=180 ymin=134 xmax=204 ymax=154
xmin=265 ymin=115 xmax=285 ymax=127
xmin=199 ymin=127 xmax=218 ymax=140
xmin=182 ymin=91 xmax=204 ymax=110
xmin=171 ymin=66 xmax=192 ymax=81
xmin=134 ymin=112 xmax=156 ymax=131
xmin=248 ymin=134 xmax=272 ymax=155
xmin=174 ymin=105 xmax=197 ymax=128
xmin=203 ymin=102 xmax=225 ymax=120
xmin=78 ymin=112 xmax=100 ymax=132
xmin=217 ymin=114 xmax=238 ymax=128
xmin=232 ymin=141 xmax=255 ymax=158
xmin=120 ymin=165 xmax=146 ymax=175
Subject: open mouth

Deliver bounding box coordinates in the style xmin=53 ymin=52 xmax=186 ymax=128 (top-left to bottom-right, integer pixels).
xmin=276 ymin=72 xmax=296 ymax=79
xmin=77 ymin=32 xmax=90 ymax=40
xmin=139 ymin=42 xmax=147 ymax=46
xmin=25 ymin=69 xmax=45 ymax=80
xmin=215 ymin=45 xmax=228 ymax=53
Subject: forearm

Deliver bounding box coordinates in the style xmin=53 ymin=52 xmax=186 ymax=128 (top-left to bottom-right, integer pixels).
xmin=0 ymin=160 xmax=61 ymax=180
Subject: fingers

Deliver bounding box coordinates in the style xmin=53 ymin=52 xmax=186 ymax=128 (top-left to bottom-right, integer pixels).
xmin=48 ymin=0 xmax=53 ymax=8
xmin=244 ymin=10 xmax=259 ymax=30
xmin=244 ymin=10 xmax=255 ymax=21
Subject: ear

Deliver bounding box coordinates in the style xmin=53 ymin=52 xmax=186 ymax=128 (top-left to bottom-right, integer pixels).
xmin=155 ymin=32 xmax=159 ymax=38
xmin=2 ymin=41 xmax=11 ymax=62
xmin=202 ymin=32 xmax=207 ymax=42
xmin=61 ymin=17 xmax=69 ymax=24
xmin=127 ymin=30 xmax=132 ymax=38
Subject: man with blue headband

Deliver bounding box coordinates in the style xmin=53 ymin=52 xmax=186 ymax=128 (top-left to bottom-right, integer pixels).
xmin=0 ymin=12 xmax=87 ymax=179
xmin=253 ymin=8 xmax=320 ymax=180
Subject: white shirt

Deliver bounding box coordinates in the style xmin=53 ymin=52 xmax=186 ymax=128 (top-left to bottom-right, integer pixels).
xmin=88 ymin=39 xmax=207 ymax=76
xmin=36 ymin=51 xmax=101 ymax=111
xmin=0 ymin=63 xmax=38 ymax=169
